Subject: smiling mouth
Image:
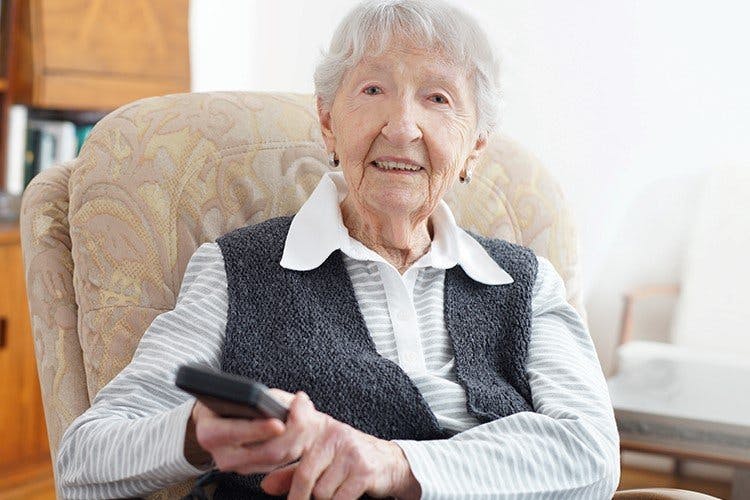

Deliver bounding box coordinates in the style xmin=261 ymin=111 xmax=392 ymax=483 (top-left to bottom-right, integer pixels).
xmin=370 ymin=160 xmax=423 ymax=172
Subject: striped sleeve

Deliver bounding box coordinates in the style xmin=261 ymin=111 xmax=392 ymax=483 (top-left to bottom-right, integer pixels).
xmin=55 ymin=242 xmax=228 ymax=499
xmin=394 ymin=256 xmax=621 ymax=499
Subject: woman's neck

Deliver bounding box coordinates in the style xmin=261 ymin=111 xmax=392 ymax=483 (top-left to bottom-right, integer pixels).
xmin=341 ymin=197 xmax=432 ymax=274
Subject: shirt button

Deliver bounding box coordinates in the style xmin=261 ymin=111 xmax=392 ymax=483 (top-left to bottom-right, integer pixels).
xmin=403 ymin=351 xmax=417 ymax=364
xmin=397 ymin=310 xmax=410 ymax=322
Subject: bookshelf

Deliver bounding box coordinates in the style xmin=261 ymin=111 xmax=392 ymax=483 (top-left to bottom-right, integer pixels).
xmin=0 ymin=0 xmax=189 ymax=492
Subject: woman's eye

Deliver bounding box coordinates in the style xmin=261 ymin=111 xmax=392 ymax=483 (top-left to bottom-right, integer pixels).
xmin=430 ymin=94 xmax=449 ymax=104
xmin=363 ymin=86 xmax=382 ymax=95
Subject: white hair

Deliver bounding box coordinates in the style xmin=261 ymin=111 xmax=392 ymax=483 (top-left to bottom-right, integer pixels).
xmin=314 ymin=0 xmax=502 ymax=137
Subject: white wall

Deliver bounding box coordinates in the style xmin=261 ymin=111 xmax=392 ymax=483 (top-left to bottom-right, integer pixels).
xmin=190 ymin=1 xmax=750 ymax=371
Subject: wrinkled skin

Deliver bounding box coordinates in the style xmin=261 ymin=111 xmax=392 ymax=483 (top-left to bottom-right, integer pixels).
xmin=320 ymin=42 xmax=487 ymax=273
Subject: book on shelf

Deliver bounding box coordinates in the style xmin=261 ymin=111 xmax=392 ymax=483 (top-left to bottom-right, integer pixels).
xmin=4 ymin=105 xmax=96 ymax=194
xmin=75 ymin=124 xmax=94 ymax=155
xmin=5 ymin=105 xmax=27 ymax=195
xmin=28 ymin=119 xmax=79 ymax=166
xmin=23 ymin=127 xmax=40 ymax=189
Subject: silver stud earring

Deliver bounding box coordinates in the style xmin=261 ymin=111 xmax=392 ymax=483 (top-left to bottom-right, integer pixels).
xmin=329 ymin=152 xmax=339 ymax=168
xmin=459 ymin=169 xmax=472 ymax=184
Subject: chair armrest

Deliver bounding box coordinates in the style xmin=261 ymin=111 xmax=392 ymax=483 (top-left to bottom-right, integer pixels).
xmin=618 ymin=284 xmax=680 ymax=347
xmin=614 ymin=488 xmax=720 ymax=499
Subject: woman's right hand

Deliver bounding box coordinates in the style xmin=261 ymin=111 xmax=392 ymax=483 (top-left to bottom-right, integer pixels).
xmin=184 ymin=392 xmax=290 ymax=472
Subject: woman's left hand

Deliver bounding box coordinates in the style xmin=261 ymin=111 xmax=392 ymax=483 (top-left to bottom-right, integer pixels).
xmin=255 ymin=390 xmax=421 ymax=500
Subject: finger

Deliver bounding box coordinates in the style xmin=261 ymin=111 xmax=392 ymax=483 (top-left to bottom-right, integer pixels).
xmin=260 ymin=463 xmax=298 ymax=496
xmin=331 ymin=476 xmax=368 ymax=500
xmin=240 ymin=392 xmax=320 ymax=464
xmin=212 ymin=445 xmax=281 ymax=474
xmin=287 ymin=435 xmax=336 ymax=500
xmin=196 ymin=416 xmax=285 ymax=450
xmin=268 ymin=388 xmax=295 ymax=406
xmin=310 ymin=455 xmax=350 ymax=500
xmin=192 ymin=400 xmax=218 ymax=420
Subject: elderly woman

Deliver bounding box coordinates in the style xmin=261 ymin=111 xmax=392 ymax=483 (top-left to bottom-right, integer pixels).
xmin=56 ymin=0 xmax=620 ymax=498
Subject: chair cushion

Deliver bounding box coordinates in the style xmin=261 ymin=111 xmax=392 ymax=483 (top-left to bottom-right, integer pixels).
xmin=616 ymin=340 xmax=748 ymax=373
xmin=611 ymin=340 xmax=750 ymax=426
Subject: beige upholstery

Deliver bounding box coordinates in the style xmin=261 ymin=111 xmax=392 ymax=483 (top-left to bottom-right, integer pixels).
xmin=20 ymin=91 xmax=584 ymax=497
xmin=613 ymin=488 xmax=720 ymax=499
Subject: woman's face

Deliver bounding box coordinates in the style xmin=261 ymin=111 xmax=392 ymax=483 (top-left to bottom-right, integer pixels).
xmin=318 ymin=43 xmax=486 ymax=222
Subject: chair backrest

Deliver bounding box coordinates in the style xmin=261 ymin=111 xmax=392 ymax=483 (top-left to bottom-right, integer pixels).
xmin=20 ymin=91 xmax=584 ymax=497
xmin=671 ymin=164 xmax=750 ymax=357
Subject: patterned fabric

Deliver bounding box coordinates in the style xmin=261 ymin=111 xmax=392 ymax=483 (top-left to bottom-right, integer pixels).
xmin=19 ymin=91 xmax=584 ymax=498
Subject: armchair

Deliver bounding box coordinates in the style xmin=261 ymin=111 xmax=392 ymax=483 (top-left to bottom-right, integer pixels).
xmin=23 ymin=90 xmax=678 ymax=498
xmin=614 ymin=164 xmax=750 ymax=362
xmin=609 ymin=165 xmax=750 ymax=499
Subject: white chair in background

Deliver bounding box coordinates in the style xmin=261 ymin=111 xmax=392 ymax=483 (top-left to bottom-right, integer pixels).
xmin=608 ymin=164 xmax=750 ymax=500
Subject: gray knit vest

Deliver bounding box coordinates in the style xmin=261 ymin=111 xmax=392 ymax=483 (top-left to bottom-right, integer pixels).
xmin=212 ymin=216 xmax=537 ymax=499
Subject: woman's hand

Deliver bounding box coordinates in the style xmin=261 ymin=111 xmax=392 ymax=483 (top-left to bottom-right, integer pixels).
xmin=186 ymin=388 xmax=420 ymax=498
xmin=185 ymin=389 xmax=290 ymax=473
xmin=257 ymin=391 xmax=421 ymax=500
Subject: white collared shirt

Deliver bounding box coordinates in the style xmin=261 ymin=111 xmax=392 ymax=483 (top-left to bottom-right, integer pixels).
xmin=280 ymin=171 xmax=513 ymax=285
xmin=56 ymin=173 xmax=620 ymax=499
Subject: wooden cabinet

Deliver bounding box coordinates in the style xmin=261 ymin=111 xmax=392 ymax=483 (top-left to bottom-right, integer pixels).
xmin=0 ymin=224 xmax=50 ymax=483
xmin=12 ymin=0 xmax=190 ymax=111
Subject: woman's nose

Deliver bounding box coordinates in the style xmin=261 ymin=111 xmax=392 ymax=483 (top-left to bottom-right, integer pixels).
xmin=381 ymin=103 xmax=422 ymax=145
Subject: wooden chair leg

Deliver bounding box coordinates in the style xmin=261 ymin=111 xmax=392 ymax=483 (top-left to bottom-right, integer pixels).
xmin=673 ymin=458 xmax=685 ymax=477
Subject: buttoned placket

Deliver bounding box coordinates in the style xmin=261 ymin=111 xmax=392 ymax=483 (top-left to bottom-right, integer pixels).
xmin=375 ymin=261 xmax=427 ymax=374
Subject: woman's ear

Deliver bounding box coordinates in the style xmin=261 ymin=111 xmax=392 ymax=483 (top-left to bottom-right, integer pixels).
xmin=467 ymin=134 xmax=488 ymax=165
xmin=317 ymin=96 xmax=336 ymax=153
xmin=465 ymin=134 xmax=487 ymax=172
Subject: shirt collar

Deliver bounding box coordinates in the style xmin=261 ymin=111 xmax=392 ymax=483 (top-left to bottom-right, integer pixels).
xmin=280 ymin=172 xmax=513 ymax=285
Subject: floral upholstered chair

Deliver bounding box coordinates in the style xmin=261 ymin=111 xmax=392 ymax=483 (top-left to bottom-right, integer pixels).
xmin=20 ymin=91 xmax=587 ymax=498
